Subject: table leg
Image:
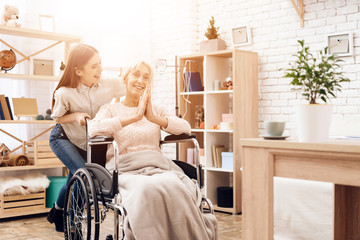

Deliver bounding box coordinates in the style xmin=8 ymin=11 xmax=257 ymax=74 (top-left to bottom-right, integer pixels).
xmin=242 ymin=147 xmax=274 ymax=240
xmin=334 ymin=184 xmax=360 ymax=240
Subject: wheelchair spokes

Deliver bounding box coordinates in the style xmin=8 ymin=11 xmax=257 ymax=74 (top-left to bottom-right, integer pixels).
xmin=64 ymin=169 xmax=100 ymax=240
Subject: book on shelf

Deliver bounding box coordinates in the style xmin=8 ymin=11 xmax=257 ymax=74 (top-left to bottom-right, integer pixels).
xmin=5 ymin=97 xmax=13 ymax=120
xmin=0 ymin=102 xmax=5 ymax=120
xmin=0 ymin=94 xmax=12 ymax=120
xmin=183 ymin=71 xmax=203 ymax=92
xmin=216 ymin=147 xmax=228 ymax=168
xmin=211 ymin=144 xmax=227 ymax=168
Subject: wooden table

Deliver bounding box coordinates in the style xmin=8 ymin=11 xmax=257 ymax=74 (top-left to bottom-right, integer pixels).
xmin=240 ymin=138 xmax=360 ymax=240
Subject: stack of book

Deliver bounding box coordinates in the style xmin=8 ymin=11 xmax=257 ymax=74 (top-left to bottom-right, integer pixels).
xmin=0 ymin=94 xmax=14 ymax=120
xmin=211 ymin=144 xmax=228 ymax=168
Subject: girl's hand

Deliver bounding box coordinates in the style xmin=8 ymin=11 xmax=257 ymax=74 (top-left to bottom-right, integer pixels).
xmin=76 ymin=112 xmax=91 ymax=126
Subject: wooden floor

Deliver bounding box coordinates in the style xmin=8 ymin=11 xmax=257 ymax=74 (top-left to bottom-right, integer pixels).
xmin=0 ymin=211 xmax=242 ymax=240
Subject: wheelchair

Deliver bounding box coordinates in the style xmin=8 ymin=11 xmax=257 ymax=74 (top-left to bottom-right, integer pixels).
xmin=63 ymin=119 xmax=214 ymax=240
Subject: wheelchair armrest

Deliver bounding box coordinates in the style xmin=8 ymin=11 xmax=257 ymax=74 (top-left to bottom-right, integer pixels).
xmin=161 ymin=133 xmax=196 ymax=144
xmin=88 ymin=135 xmax=114 ymax=143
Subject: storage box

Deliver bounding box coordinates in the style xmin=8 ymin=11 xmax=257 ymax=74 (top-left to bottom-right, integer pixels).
xmin=0 ymin=191 xmax=46 ymax=217
xmin=26 ymin=140 xmax=63 ymax=166
xmin=33 ymin=59 xmax=54 ymax=76
xmin=221 ymin=152 xmax=233 ymax=170
xmin=217 ymin=186 xmax=233 ymax=207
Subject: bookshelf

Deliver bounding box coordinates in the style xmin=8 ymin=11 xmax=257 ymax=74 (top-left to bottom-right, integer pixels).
xmin=0 ymin=26 xmax=80 ymax=218
xmin=177 ymin=49 xmax=258 ymax=213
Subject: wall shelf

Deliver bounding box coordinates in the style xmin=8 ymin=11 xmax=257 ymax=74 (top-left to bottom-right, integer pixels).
xmin=0 ymin=26 xmax=82 ymax=42
xmin=0 ymin=73 xmax=60 ymax=82
xmin=0 ymin=120 xmax=55 ymax=124
xmin=291 ymin=0 xmax=304 ymax=27
xmin=0 ymin=164 xmax=64 ymax=172
xmin=0 ymin=26 xmax=81 ymax=68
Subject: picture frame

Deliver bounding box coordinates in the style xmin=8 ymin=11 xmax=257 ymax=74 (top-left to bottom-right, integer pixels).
xmin=327 ymin=32 xmax=353 ymax=57
xmin=12 ymin=98 xmax=39 ymax=120
xmin=39 ymin=14 xmax=55 ymax=32
xmin=231 ymin=26 xmax=252 ymax=47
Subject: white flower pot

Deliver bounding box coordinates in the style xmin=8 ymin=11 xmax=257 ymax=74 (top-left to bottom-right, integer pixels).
xmin=295 ymin=104 xmax=333 ymax=142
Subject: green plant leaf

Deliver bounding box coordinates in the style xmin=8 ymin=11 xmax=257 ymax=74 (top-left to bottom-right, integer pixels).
xmin=283 ymin=40 xmax=349 ymax=104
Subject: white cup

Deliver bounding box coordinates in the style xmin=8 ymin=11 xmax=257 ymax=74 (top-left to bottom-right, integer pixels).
xmin=264 ymin=121 xmax=285 ymax=136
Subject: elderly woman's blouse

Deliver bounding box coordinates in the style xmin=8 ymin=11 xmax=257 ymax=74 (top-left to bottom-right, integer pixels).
xmin=88 ymin=102 xmax=191 ymax=155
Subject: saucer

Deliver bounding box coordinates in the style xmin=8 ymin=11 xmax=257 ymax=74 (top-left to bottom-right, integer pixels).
xmin=260 ymin=135 xmax=290 ymax=140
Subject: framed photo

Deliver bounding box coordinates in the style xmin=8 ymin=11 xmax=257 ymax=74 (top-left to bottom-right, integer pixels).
xmin=12 ymin=98 xmax=39 ymax=119
xmin=39 ymin=15 xmax=55 ymax=32
xmin=327 ymin=32 xmax=353 ymax=57
xmin=232 ymin=26 xmax=252 ymax=47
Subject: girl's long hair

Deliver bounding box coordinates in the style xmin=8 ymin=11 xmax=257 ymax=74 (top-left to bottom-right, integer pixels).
xmin=51 ymin=44 xmax=98 ymax=109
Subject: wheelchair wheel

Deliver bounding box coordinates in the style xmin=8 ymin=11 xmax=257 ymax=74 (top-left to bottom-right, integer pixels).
xmin=64 ymin=168 xmax=100 ymax=240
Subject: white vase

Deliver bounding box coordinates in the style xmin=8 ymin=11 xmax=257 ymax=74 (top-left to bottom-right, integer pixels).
xmin=295 ymin=104 xmax=333 ymax=142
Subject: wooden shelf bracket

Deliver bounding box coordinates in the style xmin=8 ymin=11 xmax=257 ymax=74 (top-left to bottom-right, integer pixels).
xmin=291 ymin=0 xmax=304 ymax=27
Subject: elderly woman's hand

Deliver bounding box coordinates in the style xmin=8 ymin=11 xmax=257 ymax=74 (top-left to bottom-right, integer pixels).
xmin=144 ymin=86 xmax=155 ymax=121
xmin=133 ymin=86 xmax=149 ymax=121
xmin=145 ymin=86 xmax=168 ymax=128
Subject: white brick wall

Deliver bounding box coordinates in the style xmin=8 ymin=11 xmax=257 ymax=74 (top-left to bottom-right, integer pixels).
xmin=150 ymin=0 xmax=360 ymax=139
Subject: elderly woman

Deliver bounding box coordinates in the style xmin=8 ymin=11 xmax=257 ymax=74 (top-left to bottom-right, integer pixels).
xmin=89 ymin=61 xmax=218 ymax=240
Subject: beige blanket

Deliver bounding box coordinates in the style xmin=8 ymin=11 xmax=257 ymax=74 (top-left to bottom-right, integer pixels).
xmin=117 ymin=150 xmax=218 ymax=240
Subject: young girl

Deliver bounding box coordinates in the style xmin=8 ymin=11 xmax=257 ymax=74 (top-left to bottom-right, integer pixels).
xmin=47 ymin=44 xmax=125 ymax=232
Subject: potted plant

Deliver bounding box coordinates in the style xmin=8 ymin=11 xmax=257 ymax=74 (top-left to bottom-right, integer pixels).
xmin=283 ymin=40 xmax=350 ymax=142
xmin=200 ymin=16 xmax=225 ymax=53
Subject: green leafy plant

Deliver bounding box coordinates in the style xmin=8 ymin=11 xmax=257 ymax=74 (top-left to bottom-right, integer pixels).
xmin=284 ymin=40 xmax=350 ymax=104
xmin=204 ymin=16 xmax=220 ymax=40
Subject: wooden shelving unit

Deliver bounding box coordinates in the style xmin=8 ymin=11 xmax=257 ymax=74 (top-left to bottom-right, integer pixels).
xmin=177 ymin=49 xmax=258 ymax=214
xmin=0 ymin=27 xmax=80 ymax=219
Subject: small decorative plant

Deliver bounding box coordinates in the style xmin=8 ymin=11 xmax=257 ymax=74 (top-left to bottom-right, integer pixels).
xmin=204 ymin=16 xmax=220 ymax=40
xmin=283 ymin=40 xmax=350 ymax=104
